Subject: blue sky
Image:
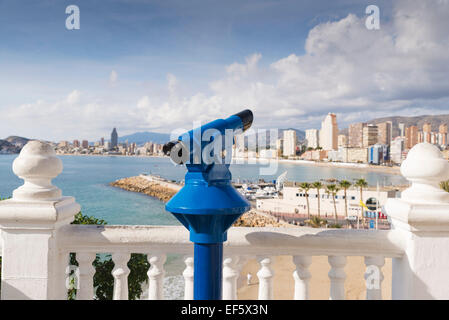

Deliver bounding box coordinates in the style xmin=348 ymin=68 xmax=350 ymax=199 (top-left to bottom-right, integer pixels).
xmin=1 ymin=0 xmax=448 ymax=141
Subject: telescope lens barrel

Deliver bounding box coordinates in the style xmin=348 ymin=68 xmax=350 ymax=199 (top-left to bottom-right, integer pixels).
xmin=233 ymin=109 xmax=253 ymax=132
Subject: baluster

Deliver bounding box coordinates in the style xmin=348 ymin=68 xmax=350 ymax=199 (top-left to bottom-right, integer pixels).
xmin=223 ymin=255 xmax=240 ymax=300
xmin=292 ymin=255 xmax=312 ymax=300
xmin=183 ymin=256 xmax=194 ymax=300
xmin=147 ymin=254 xmax=166 ymax=300
xmin=328 ymin=256 xmax=346 ymax=300
xmin=257 ymin=256 xmax=274 ymax=300
xmin=112 ymin=253 xmax=131 ymax=300
xmin=76 ymin=252 xmax=96 ymax=300
xmin=364 ymin=256 xmax=385 ymax=300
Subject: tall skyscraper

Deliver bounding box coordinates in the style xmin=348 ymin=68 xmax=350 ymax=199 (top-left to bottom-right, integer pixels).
xmin=319 ymin=113 xmax=338 ymax=151
xmin=283 ymin=130 xmax=297 ymax=157
xmin=111 ymin=128 xmax=118 ymax=149
xmin=377 ymin=121 xmax=392 ymax=146
xmin=100 ymin=137 xmax=104 ymax=146
xmin=363 ymin=125 xmax=378 ymax=147
xmin=73 ymin=140 xmax=80 ymax=148
xmin=439 ymin=124 xmax=448 ymax=146
xmin=398 ymin=123 xmax=405 ymax=137
xmin=338 ymin=134 xmax=348 ymax=147
xmin=82 ymin=140 xmax=89 ymax=149
xmin=348 ymin=122 xmax=366 ymax=148
xmin=405 ymin=126 xmax=418 ymax=149
xmin=423 ymin=123 xmax=432 ymax=143
xmin=305 ymin=129 xmax=319 ymax=149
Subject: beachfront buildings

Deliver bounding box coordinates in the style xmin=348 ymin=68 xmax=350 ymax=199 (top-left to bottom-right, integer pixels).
xmin=319 ymin=113 xmax=338 ymax=151
xmin=362 ymin=125 xmax=378 ymax=147
xmin=256 ymin=182 xmax=397 ymax=218
xmin=377 ymin=121 xmax=392 ymax=146
xmin=348 ymin=122 xmax=365 ymax=148
xmin=405 ymin=126 xmax=419 ymax=149
xmin=283 ymin=130 xmax=297 ymax=157
xmin=305 ymin=129 xmax=319 ymax=149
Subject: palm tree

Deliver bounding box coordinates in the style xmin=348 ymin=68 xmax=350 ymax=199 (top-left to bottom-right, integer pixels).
xmin=339 ymin=180 xmax=352 ymax=219
xmin=312 ymin=181 xmax=323 ymax=217
xmin=299 ymin=182 xmax=312 ymax=219
xmin=326 ymin=184 xmax=340 ymax=224
xmin=354 ymin=178 xmax=368 ymax=227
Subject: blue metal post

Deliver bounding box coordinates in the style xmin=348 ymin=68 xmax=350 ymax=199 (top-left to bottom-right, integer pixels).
xmin=194 ymin=243 xmax=223 ymax=300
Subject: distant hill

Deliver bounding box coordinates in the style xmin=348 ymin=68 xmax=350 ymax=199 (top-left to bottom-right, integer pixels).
xmin=118 ymin=132 xmax=171 ymax=145
xmin=0 ymin=136 xmax=30 ymax=154
xmin=339 ymin=114 xmax=449 ymax=137
xmin=5 ymin=136 xmax=30 ymax=148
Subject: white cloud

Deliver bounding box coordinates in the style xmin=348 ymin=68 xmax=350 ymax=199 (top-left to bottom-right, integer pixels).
xmin=4 ymin=0 xmax=449 ymax=141
xmin=109 ymin=70 xmax=118 ymax=85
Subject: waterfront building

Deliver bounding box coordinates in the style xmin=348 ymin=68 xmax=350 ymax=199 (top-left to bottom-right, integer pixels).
xmin=73 ymin=140 xmax=80 ymax=148
xmin=390 ymin=137 xmax=405 ymax=164
xmin=345 ymin=147 xmax=369 ymax=163
xmin=398 ymin=123 xmax=405 ymax=137
xmin=283 ymin=130 xmax=297 ymax=157
xmin=305 ymin=129 xmax=319 ymax=149
xmin=362 ymin=125 xmax=378 ymax=147
xmin=300 ymin=149 xmax=328 ymax=161
xmin=256 ymin=182 xmax=397 ymax=217
xmin=111 ymin=128 xmax=118 ymax=149
xmin=58 ymin=141 xmax=69 ymax=148
xmin=377 ymin=122 xmax=392 ymax=146
xmin=439 ymin=124 xmax=448 ymax=146
xmin=82 ymin=140 xmax=89 ymax=149
xmin=100 ymin=137 xmax=105 ymax=146
xmin=405 ymin=126 xmax=418 ymax=149
xmin=423 ymin=123 xmax=432 ymax=143
xmin=338 ymin=134 xmax=348 ymax=148
xmin=348 ymin=122 xmax=366 ymax=148
xmin=104 ymin=141 xmax=110 ymax=150
xmin=319 ymin=113 xmax=338 ymax=151
xmin=368 ymin=144 xmax=389 ymax=165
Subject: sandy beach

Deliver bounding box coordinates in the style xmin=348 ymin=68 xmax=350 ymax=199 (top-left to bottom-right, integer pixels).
xmin=237 ymin=256 xmax=392 ymax=300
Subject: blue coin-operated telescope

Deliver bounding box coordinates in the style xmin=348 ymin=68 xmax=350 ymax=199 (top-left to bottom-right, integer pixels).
xmin=163 ymin=109 xmax=253 ymax=300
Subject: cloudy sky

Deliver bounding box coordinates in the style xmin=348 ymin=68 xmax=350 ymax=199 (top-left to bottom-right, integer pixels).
xmin=1 ymin=0 xmax=449 ymax=141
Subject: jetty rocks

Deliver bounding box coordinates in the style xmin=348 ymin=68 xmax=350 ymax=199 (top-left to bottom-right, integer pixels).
xmin=110 ymin=176 xmax=288 ymax=227
xmin=110 ymin=176 xmax=177 ymax=203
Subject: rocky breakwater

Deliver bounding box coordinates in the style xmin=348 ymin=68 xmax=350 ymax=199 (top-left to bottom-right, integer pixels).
xmin=110 ymin=176 xmax=294 ymax=228
xmin=110 ymin=176 xmax=177 ymax=202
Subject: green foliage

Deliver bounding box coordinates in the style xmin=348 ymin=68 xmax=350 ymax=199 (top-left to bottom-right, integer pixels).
xmin=69 ymin=212 xmax=150 ymax=300
xmin=441 ymin=180 xmax=449 ymax=193
xmin=306 ymin=216 xmax=327 ymax=228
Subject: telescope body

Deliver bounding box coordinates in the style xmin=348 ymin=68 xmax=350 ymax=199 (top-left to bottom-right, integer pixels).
xmin=164 ymin=109 xmax=253 ymax=300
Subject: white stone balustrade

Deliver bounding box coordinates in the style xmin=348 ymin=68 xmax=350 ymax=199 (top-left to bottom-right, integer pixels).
xmin=0 ymin=141 xmax=449 ymax=300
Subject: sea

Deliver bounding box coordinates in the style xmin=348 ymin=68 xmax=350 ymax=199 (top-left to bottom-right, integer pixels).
xmin=0 ymin=154 xmax=407 ymax=299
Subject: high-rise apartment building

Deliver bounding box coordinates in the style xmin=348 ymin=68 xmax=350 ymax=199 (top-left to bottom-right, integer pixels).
xmin=363 ymin=125 xmax=378 ymax=147
xmin=377 ymin=121 xmax=392 ymax=146
xmin=348 ymin=122 xmax=366 ymax=148
xmin=423 ymin=123 xmax=432 ymax=143
xmin=283 ymin=130 xmax=297 ymax=157
xmin=338 ymin=134 xmax=348 ymax=147
xmin=73 ymin=140 xmax=80 ymax=148
xmin=319 ymin=113 xmax=338 ymax=151
xmin=405 ymin=126 xmax=418 ymax=149
xmin=439 ymin=124 xmax=448 ymax=146
xmin=398 ymin=123 xmax=405 ymax=137
xmin=82 ymin=140 xmax=89 ymax=149
xmin=391 ymin=137 xmax=405 ymax=164
xmin=111 ymin=128 xmax=118 ymax=149
xmin=305 ymin=129 xmax=319 ymax=149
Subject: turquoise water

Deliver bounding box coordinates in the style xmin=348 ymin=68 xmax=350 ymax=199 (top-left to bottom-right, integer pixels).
xmin=0 ymin=155 xmax=406 ymax=225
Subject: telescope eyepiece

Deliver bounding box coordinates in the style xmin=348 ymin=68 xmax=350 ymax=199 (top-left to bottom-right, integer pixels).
xmin=234 ymin=109 xmax=253 ymax=132
xmin=163 ymin=140 xmax=178 ymax=156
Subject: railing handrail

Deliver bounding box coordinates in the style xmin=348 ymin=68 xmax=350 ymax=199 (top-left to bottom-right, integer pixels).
xmin=58 ymin=225 xmax=404 ymax=257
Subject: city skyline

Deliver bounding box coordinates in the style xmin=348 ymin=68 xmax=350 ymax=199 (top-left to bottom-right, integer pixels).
xmin=2 ymin=1 xmax=449 ymax=141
